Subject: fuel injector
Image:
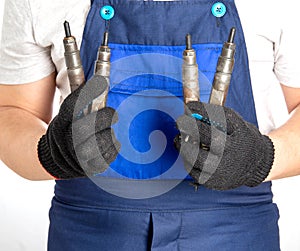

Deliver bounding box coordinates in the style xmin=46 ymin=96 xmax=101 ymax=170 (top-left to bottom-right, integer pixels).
xmin=91 ymin=31 xmax=111 ymax=111
xmin=209 ymin=27 xmax=236 ymax=106
xmin=63 ymin=21 xmax=85 ymax=92
xmin=182 ymin=34 xmax=200 ymax=104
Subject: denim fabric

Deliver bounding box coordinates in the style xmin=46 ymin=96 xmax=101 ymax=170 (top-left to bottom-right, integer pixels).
xmin=48 ymin=0 xmax=279 ymax=250
xmin=49 ymin=179 xmax=280 ymax=250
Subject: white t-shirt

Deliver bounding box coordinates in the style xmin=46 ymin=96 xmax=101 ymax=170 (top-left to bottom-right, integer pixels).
xmin=0 ymin=0 xmax=298 ymax=134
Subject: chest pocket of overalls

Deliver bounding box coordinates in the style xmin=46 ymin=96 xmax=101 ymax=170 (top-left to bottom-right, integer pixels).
xmin=80 ymin=0 xmax=258 ymax=180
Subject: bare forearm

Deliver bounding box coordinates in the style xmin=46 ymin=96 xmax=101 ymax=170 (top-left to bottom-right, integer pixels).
xmin=266 ymin=104 xmax=300 ymax=181
xmin=0 ymin=107 xmax=54 ymax=180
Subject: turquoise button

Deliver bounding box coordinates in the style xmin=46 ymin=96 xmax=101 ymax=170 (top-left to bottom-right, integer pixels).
xmin=100 ymin=5 xmax=115 ymax=20
xmin=211 ymin=2 xmax=226 ymax=18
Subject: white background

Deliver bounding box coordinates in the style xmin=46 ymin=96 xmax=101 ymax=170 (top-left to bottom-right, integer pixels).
xmin=0 ymin=1 xmax=300 ymax=250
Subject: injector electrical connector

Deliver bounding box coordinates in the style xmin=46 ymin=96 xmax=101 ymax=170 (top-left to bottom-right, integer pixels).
xmin=209 ymin=27 xmax=236 ymax=106
xmin=63 ymin=21 xmax=85 ymax=92
xmin=182 ymin=34 xmax=200 ymax=104
xmin=92 ymin=31 xmax=111 ymax=110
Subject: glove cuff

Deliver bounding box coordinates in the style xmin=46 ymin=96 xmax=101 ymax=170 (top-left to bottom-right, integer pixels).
xmin=37 ymin=134 xmax=61 ymax=179
xmin=246 ymin=135 xmax=274 ymax=187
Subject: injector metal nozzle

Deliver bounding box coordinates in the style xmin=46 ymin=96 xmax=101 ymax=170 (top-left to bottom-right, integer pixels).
xmin=182 ymin=34 xmax=200 ymax=104
xmin=209 ymin=27 xmax=236 ymax=106
xmin=91 ymin=31 xmax=111 ymax=110
xmin=63 ymin=21 xmax=85 ymax=92
xmin=95 ymin=31 xmax=111 ymax=79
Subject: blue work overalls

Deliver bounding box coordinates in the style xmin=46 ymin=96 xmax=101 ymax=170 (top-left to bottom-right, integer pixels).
xmin=48 ymin=1 xmax=280 ymax=250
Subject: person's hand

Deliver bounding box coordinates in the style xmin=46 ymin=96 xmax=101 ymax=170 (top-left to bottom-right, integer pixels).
xmin=174 ymin=101 xmax=274 ymax=190
xmin=38 ymin=75 xmax=120 ymax=179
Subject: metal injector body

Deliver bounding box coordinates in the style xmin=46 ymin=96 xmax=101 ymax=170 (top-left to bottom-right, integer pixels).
xmin=92 ymin=31 xmax=111 ymax=110
xmin=209 ymin=27 xmax=236 ymax=106
xmin=63 ymin=21 xmax=85 ymax=92
xmin=182 ymin=34 xmax=200 ymax=104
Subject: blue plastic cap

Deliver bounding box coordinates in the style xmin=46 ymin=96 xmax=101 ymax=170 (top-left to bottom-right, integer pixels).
xmin=191 ymin=113 xmax=204 ymax=120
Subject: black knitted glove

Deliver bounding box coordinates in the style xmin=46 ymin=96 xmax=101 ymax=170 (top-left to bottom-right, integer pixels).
xmin=174 ymin=101 xmax=274 ymax=190
xmin=38 ymin=75 xmax=120 ymax=179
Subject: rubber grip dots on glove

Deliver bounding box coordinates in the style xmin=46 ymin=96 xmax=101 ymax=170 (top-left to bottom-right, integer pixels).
xmin=191 ymin=113 xmax=226 ymax=133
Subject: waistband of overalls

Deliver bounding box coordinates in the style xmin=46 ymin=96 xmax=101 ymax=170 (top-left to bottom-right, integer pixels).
xmin=54 ymin=178 xmax=273 ymax=212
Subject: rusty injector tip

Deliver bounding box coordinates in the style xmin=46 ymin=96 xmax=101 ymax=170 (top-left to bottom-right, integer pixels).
xmin=185 ymin=34 xmax=192 ymax=50
xmin=64 ymin=21 xmax=72 ymax=37
xmin=101 ymin=31 xmax=109 ymax=46
xmin=227 ymin=27 xmax=236 ymax=43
